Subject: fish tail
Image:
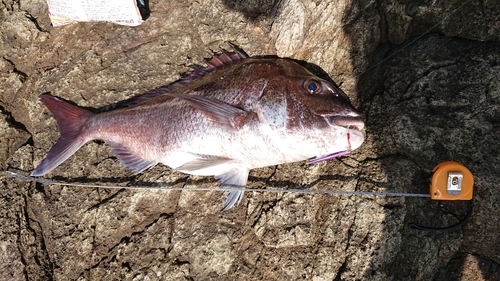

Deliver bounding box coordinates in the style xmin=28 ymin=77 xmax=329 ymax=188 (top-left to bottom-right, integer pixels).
xmin=31 ymin=94 xmax=93 ymax=176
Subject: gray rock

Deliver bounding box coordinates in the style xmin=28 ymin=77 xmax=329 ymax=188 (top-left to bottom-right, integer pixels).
xmin=1 ymin=0 xmax=499 ymax=280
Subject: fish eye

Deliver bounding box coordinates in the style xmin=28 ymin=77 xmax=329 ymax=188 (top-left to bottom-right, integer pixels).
xmin=303 ymin=80 xmax=322 ymax=95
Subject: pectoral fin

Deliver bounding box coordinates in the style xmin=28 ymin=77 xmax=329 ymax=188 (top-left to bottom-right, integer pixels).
xmin=170 ymin=94 xmax=250 ymax=130
xmin=215 ymin=167 xmax=249 ymax=211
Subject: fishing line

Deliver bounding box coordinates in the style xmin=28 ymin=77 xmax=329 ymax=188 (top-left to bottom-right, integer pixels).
xmin=355 ymin=0 xmax=475 ymax=78
xmin=3 ymin=1 xmax=477 ymax=231
xmin=6 ymin=2 xmax=475 ymax=196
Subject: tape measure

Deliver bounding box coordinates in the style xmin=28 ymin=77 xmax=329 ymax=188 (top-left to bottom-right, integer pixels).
xmin=410 ymin=161 xmax=474 ymax=231
xmin=430 ymin=161 xmax=474 ymax=200
xmin=3 ymin=161 xmax=474 ymax=231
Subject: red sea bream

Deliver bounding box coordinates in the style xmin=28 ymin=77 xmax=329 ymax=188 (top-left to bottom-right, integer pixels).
xmin=31 ymin=49 xmax=365 ymax=210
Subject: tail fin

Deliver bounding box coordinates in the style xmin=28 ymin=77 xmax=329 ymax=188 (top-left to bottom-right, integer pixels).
xmin=31 ymin=94 xmax=93 ymax=176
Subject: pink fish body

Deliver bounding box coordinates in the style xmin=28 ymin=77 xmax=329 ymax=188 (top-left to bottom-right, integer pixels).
xmin=31 ymin=50 xmax=365 ymax=210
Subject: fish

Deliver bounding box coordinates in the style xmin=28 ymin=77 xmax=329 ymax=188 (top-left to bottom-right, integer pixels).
xmin=31 ymin=49 xmax=365 ymax=210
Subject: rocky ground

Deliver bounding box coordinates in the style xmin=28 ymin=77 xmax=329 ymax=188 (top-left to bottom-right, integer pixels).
xmin=1 ymin=0 xmax=499 ymax=280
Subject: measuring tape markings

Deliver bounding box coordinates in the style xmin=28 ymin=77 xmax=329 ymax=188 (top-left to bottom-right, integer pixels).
xmin=0 ymin=170 xmax=432 ymax=198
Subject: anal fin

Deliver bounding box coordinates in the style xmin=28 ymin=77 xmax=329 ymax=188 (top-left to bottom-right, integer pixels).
xmin=215 ymin=167 xmax=249 ymax=211
xmin=175 ymin=154 xmax=234 ymax=173
xmin=107 ymin=141 xmax=157 ymax=174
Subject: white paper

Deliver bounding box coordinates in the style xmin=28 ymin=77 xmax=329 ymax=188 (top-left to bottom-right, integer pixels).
xmin=47 ymin=0 xmax=145 ymax=26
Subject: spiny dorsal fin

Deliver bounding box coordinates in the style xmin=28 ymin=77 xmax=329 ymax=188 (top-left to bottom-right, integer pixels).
xmin=123 ymin=46 xmax=248 ymax=106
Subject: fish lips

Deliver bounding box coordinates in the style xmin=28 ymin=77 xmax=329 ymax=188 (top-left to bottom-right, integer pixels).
xmin=327 ymin=115 xmax=365 ymax=131
xmin=327 ymin=114 xmax=365 ymax=151
xmin=307 ymin=115 xmax=365 ymax=164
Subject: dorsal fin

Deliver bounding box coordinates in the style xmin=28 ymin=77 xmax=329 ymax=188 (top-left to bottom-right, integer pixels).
xmin=123 ymin=47 xmax=248 ymax=106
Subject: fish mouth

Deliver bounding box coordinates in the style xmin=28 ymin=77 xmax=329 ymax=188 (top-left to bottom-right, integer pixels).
xmin=307 ymin=115 xmax=365 ymax=165
xmin=328 ymin=115 xmax=365 ymax=131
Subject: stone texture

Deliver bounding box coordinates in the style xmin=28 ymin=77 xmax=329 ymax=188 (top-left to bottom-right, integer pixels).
xmin=1 ymin=0 xmax=499 ymax=280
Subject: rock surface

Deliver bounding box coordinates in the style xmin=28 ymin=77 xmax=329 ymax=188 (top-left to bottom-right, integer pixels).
xmin=1 ymin=0 xmax=499 ymax=280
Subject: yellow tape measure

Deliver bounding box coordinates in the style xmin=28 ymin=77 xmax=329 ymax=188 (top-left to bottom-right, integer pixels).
xmin=410 ymin=161 xmax=474 ymax=231
xmin=430 ymin=161 xmax=474 ymax=200
xmin=4 ymin=161 xmax=475 ymax=231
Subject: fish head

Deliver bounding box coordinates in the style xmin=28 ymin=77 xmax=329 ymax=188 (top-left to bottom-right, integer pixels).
xmin=257 ymin=59 xmax=365 ymax=161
